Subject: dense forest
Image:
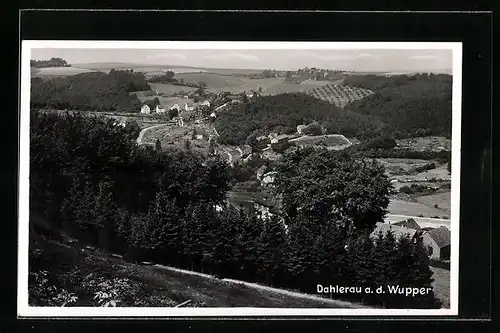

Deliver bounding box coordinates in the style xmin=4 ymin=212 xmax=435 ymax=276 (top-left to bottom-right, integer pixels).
xmin=30 ymin=69 xmax=151 ymax=112
xmin=31 ymin=57 xmax=71 ymax=68
xmin=343 ymin=74 xmax=453 ymax=137
xmin=30 ymin=112 xmax=439 ymax=308
xmin=215 ymin=94 xmax=388 ymax=146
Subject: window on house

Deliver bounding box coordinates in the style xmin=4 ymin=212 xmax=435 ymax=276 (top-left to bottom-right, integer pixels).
xmin=428 ymin=246 xmax=433 ymax=256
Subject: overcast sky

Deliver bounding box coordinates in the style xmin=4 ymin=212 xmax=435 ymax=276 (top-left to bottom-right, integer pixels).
xmin=31 ymin=48 xmax=453 ymax=72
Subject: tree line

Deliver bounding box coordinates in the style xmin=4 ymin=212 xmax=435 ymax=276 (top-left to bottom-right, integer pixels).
xmin=30 ymin=70 xmax=151 ymax=112
xmin=343 ymin=73 xmax=452 ymax=138
xmin=31 ymin=57 xmax=71 ymax=68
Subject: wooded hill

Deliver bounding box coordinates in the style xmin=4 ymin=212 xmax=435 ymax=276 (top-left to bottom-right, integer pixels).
xmin=343 ymin=73 xmax=452 ymax=137
xmin=30 ymin=69 xmax=151 ymax=112
xmin=215 ymin=93 xmax=387 ymax=146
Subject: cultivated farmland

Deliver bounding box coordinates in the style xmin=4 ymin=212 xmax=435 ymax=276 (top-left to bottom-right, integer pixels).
xmin=307 ymin=84 xmax=374 ymax=107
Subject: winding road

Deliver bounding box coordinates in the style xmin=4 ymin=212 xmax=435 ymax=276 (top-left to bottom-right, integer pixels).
xmin=385 ymin=214 xmax=451 ymax=229
xmin=136 ymin=123 xmax=169 ymax=145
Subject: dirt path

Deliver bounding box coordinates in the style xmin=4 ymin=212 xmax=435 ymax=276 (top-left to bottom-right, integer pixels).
xmin=153 ymin=264 xmax=366 ymax=308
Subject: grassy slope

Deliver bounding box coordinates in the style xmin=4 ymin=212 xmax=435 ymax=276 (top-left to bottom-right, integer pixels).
xmin=31 ymin=237 xmax=347 ymax=308
xmin=430 ymin=267 xmax=450 ymax=308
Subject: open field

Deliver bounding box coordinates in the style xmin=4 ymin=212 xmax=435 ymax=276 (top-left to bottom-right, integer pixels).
xmin=430 ymin=267 xmax=450 ymax=308
xmin=388 ymin=199 xmax=450 ymax=219
xmin=141 ymin=122 xmax=215 ymax=155
xmin=32 ymin=236 xmax=351 ymax=308
xmin=416 ymin=192 xmax=451 ymax=216
xmin=148 ymin=83 xmax=198 ymax=95
xmin=263 ymin=83 xmax=321 ymax=95
xmin=74 ymin=63 xmax=265 ymax=75
xmin=290 ymin=134 xmax=352 ymax=150
xmin=32 ymin=66 xmax=98 ymax=76
xmin=175 ymin=72 xmax=250 ymax=89
xmin=300 ymin=79 xmax=342 ymax=86
xmin=377 ymin=158 xmax=450 ymax=180
xmin=396 ymin=136 xmax=451 ymax=152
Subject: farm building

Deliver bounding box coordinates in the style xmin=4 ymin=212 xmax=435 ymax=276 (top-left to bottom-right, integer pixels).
xmin=185 ymin=102 xmax=195 ymax=111
xmin=261 ymin=171 xmax=277 ymax=187
xmin=268 ymin=133 xmax=278 ymax=140
xmin=140 ymin=104 xmax=151 ymax=114
xmin=370 ymin=222 xmax=419 ymax=241
xmin=391 ymin=218 xmax=422 ymax=231
xmin=228 ymin=95 xmax=240 ymax=103
xmin=255 ymin=135 xmax=270 ymax=149
xmin=297 ymin=124 xmax=307 ymax=134
xmin=155 ymin=105 xmax=166 ymax=114
xmin=422 ymin=226 xmax=451 ymax=260
xmin=271 ymin=134 xmax=290 ymax=144
xmin=199 ymin=100 xmax=211 ymax=107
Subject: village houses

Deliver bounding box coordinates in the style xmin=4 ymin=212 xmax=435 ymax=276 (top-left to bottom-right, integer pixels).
xmin=140 ymin=104 xmax=151 ymax=114
xmin=155 ymin=104 xmax=166 ymax=114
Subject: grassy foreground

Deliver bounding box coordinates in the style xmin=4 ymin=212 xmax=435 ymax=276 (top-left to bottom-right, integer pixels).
xmin=29 ymin=235 xmax=351 ymax=308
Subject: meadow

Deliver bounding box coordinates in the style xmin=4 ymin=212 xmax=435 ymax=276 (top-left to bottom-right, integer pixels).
xmin=31 ymin=66 xmax=98 ymax=76
xmin=429 ymin=266 xmax=450 ymax=309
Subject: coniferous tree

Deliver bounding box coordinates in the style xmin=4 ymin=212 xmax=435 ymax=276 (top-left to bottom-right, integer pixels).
xmin=256 ymin=216 xmax=287 ymax=286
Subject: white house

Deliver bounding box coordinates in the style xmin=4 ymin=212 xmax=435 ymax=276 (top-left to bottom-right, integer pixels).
xmin=155 ymin=105 xmax=166 ymax=114
xmin=200 ymin=100 xmax=211 ymax=107
xmin=185 ymin=102 xmax=195 ymax=111
xmin=140 ymin=104 xmax=151 ymax=114
xmin=170 ymin=104 xmax=180 ymax=111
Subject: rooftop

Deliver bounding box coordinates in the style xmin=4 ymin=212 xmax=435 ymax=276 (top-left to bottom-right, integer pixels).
xmin=370 ymin=222 xmax=417 ymax=240
xmin=391 ymin=218 xmax=422 ymax=231
xmin=426 ymin=226 xmax=451 ymax=248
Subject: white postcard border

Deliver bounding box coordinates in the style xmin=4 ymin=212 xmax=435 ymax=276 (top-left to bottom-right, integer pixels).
xmin=18 ymin=40 xmax=462 ymax=318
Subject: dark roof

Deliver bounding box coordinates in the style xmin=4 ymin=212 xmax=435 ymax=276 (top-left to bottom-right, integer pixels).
xmin=392 ymin=218 xmax=422 ymax=231
xmin=370 ymin=222 xmax=417 ymax=240
xmin=426 ymin=226 xmax=451 ymax=248
xmin=275 ymin=134 xmax=289 ymax=141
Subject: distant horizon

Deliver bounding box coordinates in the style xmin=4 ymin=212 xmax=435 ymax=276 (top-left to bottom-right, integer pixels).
xmin=66 ymin=61 xmax=452 ymax=74
xmin=30 ymin=48 xmax=453 ymax=74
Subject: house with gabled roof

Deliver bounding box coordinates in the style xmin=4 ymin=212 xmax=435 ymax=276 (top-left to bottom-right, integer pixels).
xmin=185 ymin=102 xmax=195 ymax=111
xmin=155 ymin=104 xmax=166 ymax=114
xmin=422 ymin=226 xmax=451 ymax=260
xmin=140 ymin=104 xmax=151 ymax=114
xmin=391 ymin=218 xmax=422 ymax=231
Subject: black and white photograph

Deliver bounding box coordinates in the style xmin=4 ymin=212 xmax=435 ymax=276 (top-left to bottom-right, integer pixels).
xmin=18 ymin=41 xmax=461 ymax=317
